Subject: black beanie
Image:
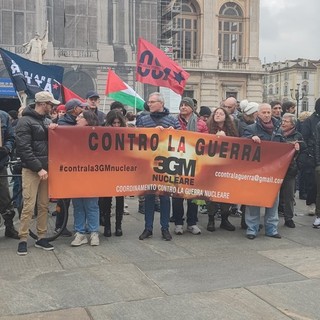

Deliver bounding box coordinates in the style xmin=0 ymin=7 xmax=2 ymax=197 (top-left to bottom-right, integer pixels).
xmin=199 ymin=106 xmax=212 ymax=117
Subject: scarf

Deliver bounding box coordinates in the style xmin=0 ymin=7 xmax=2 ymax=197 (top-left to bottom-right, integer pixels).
xmin=283 ymin=126 xmax=295 ymax=137
xmin=186 ymin=113 xmax=198 ymax=132
xmin=260 ymin=119 xmax=274 ymax=135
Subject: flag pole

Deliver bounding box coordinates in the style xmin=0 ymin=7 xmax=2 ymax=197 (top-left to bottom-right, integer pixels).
xmin=103 ymin=96 xmax=107 ymax=114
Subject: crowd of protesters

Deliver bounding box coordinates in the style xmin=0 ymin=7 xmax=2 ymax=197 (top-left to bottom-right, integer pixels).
xmin=1 ymin=89 xmax=320 ymax=255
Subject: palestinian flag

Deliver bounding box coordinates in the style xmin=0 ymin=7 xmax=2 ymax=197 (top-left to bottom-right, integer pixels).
xmin=105 ymin=69 xmax=145 ymax=110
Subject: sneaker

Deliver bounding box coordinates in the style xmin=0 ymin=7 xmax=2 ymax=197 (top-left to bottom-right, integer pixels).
xmin=123 ymin=208 xmax=130 ymax=215
xmin=139 ymin=229 xmax=153 ymax=240
xmin=54 ymin=227 xmax=72 ymax=237
xmin=199 ymin=205 xmax=208 ymax=214
xmin=308 ymin=204 xmax=316 ymax=216
xmin=35 ymin=238 xmax=54 ymax=251
xmin=17 ymin=241 xmax=27 ymax=256
xmin=5 ymin=226 xmax=20 ymax=239
xmin=162 ymin=229 xmax=172 ymax=241
xmin=124 ymin=203 xmax=129 ymax=208
xmin=174 ymin=225 xmax=184 ymax=235
xmin=312 ymin=217 xmax=320 ymax=228
xmin=284 ymin=220 xmax=296 ymax=228
xmin=187 ymin=225 xmax=201 ymax=235
xmin=71 ymin=232 xmax=88 ymax=246
xmin=90 ymin=232 xmax=100 ymax=246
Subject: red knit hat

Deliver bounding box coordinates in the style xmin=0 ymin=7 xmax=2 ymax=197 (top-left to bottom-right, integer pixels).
xmin=56 ymin=104 xmax=66 ymax=112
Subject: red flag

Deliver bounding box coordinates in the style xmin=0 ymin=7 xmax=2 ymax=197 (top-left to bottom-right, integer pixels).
xmin=61 ymin=85 xmax=85 ymax=103
xmin=136 ymin=38 xmax=190 ymax=95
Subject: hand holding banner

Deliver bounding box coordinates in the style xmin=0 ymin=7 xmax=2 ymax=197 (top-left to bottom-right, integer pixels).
xmin=49 ymin=127 xmax=295 ymax=207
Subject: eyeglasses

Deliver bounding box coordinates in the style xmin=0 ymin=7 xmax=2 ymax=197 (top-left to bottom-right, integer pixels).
xmin=147 ymin=100 xmax=160 ymax=104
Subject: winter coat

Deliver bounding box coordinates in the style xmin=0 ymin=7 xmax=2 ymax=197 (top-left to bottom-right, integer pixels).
xmin=301 ymin=112 xmax=320 ymax=166
xmin=57 ymin=113 xmax=77 ymax=126
xmin=242 ymin=117 xmax=284 ymax=142
xmin=283 ymin=130 xmax=305 ymax=177
xmin=15 ymin=106 xmax=51 ymax=172
xmin=136 ymin=107 xmax=180 ymax=129
xmin=0 ymin=110 xmax=15 ymax=169
xmin=177 ymin=114 xmax=208 ymax=133
xmin=314 ymin=121 xmax=320 ymax=167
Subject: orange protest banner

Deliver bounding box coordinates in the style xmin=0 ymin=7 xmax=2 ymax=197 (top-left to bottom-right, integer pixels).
xmin=48 ymin=127 xmax=295 ymax=207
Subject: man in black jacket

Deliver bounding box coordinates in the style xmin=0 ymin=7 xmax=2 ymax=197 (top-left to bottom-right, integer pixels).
xmin=0 ymin=110 xmax=19 ymax=239
xmin=301 ymin=98 xmax=320 ymax=214
xmin=15 ymin=91 xmax=60 ymax=255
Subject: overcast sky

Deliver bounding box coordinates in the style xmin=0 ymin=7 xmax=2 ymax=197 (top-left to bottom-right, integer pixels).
xmin=260 ymin=0 xmax=320 ymax=63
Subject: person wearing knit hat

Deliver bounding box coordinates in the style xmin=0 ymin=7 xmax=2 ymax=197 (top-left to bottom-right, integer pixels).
xmin=179 ymin=97 xmax=195 ymax=111
xmin=237 ymin=102 xmax=259 ymax=136
xmin=243 ymin=102 xmax=259 ymax=116
xmin=199 ymin=106 xmax=211 ymax=122
xmin=172 ymin=97 xmax=208 ymax=236
xmin=239 ymin=99 xmax=249 ymax=112
xmin=56 ymin=104 xmax=66 ymax=118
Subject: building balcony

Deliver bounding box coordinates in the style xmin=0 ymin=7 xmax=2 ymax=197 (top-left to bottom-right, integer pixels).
xmin=54 ymin=48 xmax=99 ymax=61
xmin=0 ymin=45 xmax=26 ymax=55
xmin=178 ymin=59 xmax=201 ymax=69
xmin=218 ymin=61 xmax=248 ymax=70
xmin=0 ymin=44 xmax=99 ymax=63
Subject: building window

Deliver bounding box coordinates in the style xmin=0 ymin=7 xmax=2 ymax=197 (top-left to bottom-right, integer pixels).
xmin=303 ymin=71 xmax=309 ymax=80
xmin=268 ymin=85 xmax=273 ymax=95
xmin=218 ymin=2 xmax=244 ymax=62
xmin=284 ymin=72 xmax=289 ymax=81
xmin=301 ymin=99 xmax=308 ymax=111
xmin=0 ymin=0 xmax=36 ymax=45
xmin=284 ymin=84 xmax=288 ymax=96
xmin=173 ymin=1 xmax=199 ymax=60
xmin=50 ymin=0 xmax=97 ymax=49
xmin=226 ymin=91 xmax=238 ymax=99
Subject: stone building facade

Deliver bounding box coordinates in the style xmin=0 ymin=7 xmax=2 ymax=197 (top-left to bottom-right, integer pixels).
xmin=263 ymin=59 xmax=320 ymax=113
xmin=0 ymin=0 xmax=264 ymax=110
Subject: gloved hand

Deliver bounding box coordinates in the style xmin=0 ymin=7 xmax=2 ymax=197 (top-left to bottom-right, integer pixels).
xmin=0 ymin=146 xmax=9 ymax=160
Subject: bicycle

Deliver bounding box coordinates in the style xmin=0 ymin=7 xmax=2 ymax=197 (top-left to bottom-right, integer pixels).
xmin=0 ymin=159 xmax=68 ymax=241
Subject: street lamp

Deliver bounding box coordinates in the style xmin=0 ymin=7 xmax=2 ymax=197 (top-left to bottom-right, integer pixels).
xmin=290 ymin=84 xmax=305 ymax=117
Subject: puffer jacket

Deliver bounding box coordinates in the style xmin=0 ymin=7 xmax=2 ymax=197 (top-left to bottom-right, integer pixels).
xmin=57 ymin=113 xmax=77 ymax=126
xmin=136 ymin=107 xmax=180 ymax=129
xmin=15 ymin=106 xmax=51 ymax=172
xmin=242 ymin=117 xmax=284 ymax=142
xmin=0 ymin=110 xmax=15 ymax=169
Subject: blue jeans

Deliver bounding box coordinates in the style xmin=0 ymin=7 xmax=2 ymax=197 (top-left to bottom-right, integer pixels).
xmin=72 ymin=197 xmax=99 ymax=233
xmin=144 ymin=194 xmax=170 ymax=231
xmin=172 ymin=197 xmax=198 ymax=226
xmin=245 ymin=193 xmax=279 ymax=236
xmin=12 ymin=176 xmax=22 ymax=209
